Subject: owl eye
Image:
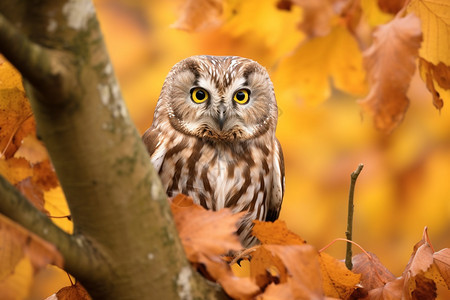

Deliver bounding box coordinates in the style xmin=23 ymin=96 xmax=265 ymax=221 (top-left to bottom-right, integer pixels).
xmin=191 ymin=87 xmax=209 ymax=103
xmin=233 ymin=89 xmax=250 ymax=104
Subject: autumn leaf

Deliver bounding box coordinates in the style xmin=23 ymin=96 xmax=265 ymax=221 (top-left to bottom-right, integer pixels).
xmin=171 ymin=194 xmax=260 ymax=299
xmin=352 ymin=251 xmax=396 ymax=291
xmin=276 ymin=24 xmax=367 ymax=104
xmin=278 ymin=0 xmax=346 ymax=38
xmin=319 ymin=252 xmax=361 ymax=299
xmin=53 ymin=282 xmax=91 ymax=300
xmin=0 ymin=258 xmax=34 ymax=300
xmin=358 ymin=14 xmax=422 ymax=132
xmin=14 ymin=135 xmax=49 ymax=164
xmin=0 ymin=214 xmax=63 ymax=284
xmin=172 ymin=0 xmax=224 ymax=31
xmin=377 ymin=0 xmax=407 ymax=14
xmin=408 ymin=0 xmax=450 ymax=109
xmin=433 ymin=248 xmax=450 ymax=288
xmin=261 ymin=244 xmax=325 ymax=299
xmin=252 ymin=219 xmax=305 ymax=245
xmin=171 ymin=194 xmax=243 ymax=258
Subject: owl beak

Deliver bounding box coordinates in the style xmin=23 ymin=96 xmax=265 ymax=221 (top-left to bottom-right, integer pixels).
xmin=217 ymin=104 xmax=226 ymax=130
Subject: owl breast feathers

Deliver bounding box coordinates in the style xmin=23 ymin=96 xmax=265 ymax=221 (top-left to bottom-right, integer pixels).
xmin=142 ymin=55 xmax=285 ymax=247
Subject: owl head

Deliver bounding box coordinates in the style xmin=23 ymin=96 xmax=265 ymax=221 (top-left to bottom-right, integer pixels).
xmin=154 ymin=55 xmax=279 ymax=142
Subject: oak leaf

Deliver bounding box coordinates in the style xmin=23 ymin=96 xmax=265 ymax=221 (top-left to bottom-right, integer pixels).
xmin=433 ymin=248 xmax=450 ymax=288
xmin=358 ymin=14 xmax=422 ymax=132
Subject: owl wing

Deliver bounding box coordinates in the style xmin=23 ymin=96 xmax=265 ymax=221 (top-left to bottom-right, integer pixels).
xmin=142 ymin=126 xmax=165 ymax=173
xmin=266 ymin=138 xmax=285 ymax=222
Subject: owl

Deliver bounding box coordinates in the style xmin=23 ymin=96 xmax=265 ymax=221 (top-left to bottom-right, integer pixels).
xmin=142 ymin=55 xmax=284 ymax=247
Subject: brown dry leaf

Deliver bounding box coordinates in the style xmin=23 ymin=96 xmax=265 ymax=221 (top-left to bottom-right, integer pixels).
xmin=433 ymin=248 xmax=450 ymax=288
xmin=171 ymin=194 xmax=260 ymax=299
xmin=55 ymin=282 xmax=91 ymax=300
xmin=14 ymin=135 xmax=49 ymax=164
xmin=405 ymin=273 xmax=437 ymax=300
xmin=404 ymin=227 xmax=434 ymax=278
xmin=377 ymin=0 xmax=407 ymax=14
xmin=358 ymin=14 xmax=422 ymax=133
xmin=262 ymin=244 xmax=325 ymax=299
xmin=252 ymin=219 xmax=305 ymax=245
xmin=418 ymin=58 xmax=450 ymax=110
xmin=172 ymin=0 xmax=224 ymax=31
xmin=352 ymin=252 xmax=396 ymax=291
xmin=171 ymin=194 xmax=243 ymax=258
xmin=319 ymin=252 xmax=361 ymax=299
xmin=32 ymin=159 xmax=59 ymax=191
xmin=205 ymin=256 xmax=260 ymax=300
xmin=281 ymin=0 xmax=348 ymax=38
xmin=364 ymin=277 xmax=404 ymax=300
xmin=15 ymin=177 xmax=47 ymax=214
xmin=0 ymin=61 xmax=34 ymax=159
xmin=0 ymin=214 xmax=63 ymax=283
xmin=250 ymin=245 xmax=287 ymax=288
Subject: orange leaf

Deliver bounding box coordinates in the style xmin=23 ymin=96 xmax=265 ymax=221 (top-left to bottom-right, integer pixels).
xmin=171 ymin=194 xmax=260 ymax=299
xmin=262 ymin=244 xmax=325 ymax=299
xmin=250 ymin=245 xmax=287 ymax=288
xmin=358 ymin=14 xmax=422 ymax=132
xmin=319 ymin=252 xmax=361 ymax=299
xmin=252 ymin=220 xmax=305 ymax=245
xmin=171 ymin=194 xmax=243 ymax=259
xmin=172 ymin=0 xmax=224 ymax=31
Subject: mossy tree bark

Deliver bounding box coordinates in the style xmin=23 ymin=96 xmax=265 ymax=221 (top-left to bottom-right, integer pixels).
xmin=0 ymin=1 xmax=223 ymax=299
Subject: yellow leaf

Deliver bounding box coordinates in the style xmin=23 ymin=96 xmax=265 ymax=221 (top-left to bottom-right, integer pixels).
xmin=223 ymin=0 xmax=304 ymax=59
xmin=0 ymin=158 xmax=33 ymax=185
xmin=408 ymin=0 xmax=450 ymax=65
xmin=0 ymin=257 xmax=34 ymax=300
xmin=408 ymin=0 xmax=450 ymax=108
xmin=275 ymin=25 xmax=367 ymax=104
xmin=0 ymin=57 xmax=25 ymax=91
xmin=44 ymin=187 xmax=73 ymax=234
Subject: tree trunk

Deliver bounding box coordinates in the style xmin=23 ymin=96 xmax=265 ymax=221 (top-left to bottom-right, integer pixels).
xmin=0 ymin=1 xmax=224 ymax=298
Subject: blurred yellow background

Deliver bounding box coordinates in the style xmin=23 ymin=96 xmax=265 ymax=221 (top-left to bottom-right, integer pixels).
xmin=26 ymin=0 xmax=450 ymax=298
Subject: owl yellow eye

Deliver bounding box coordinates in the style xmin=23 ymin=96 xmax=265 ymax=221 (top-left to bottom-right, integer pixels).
xmin=233 ymin=89 xmax=250 ymax=104
xmin=191 ymin=88 xmax=209 ymax=103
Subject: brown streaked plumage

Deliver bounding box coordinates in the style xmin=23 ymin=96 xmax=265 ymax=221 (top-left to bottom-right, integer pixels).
xmin=142 ymin=55 xmax=285 ymax=247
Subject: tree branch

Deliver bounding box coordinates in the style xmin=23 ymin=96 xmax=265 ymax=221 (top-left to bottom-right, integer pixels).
xmin=0 ymin=175 xmax=107 ymax=281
